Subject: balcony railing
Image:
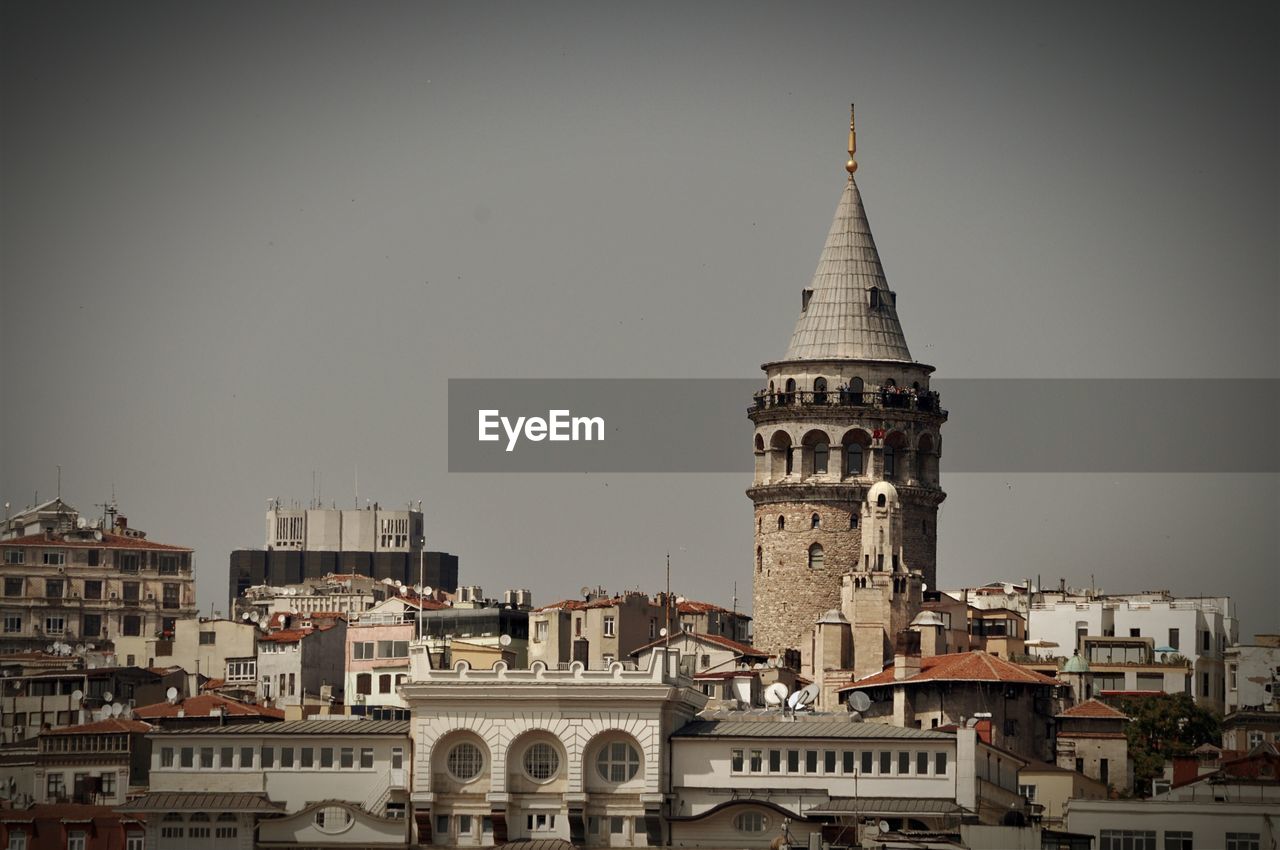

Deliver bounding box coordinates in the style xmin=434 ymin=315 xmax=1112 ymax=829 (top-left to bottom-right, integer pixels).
xmin=750 ymin=388 xmax=943 ymax=415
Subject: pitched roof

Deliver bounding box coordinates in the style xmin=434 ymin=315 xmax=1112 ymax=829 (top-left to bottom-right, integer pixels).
xmin=42 ymin=718 xmax=152 ymax=735
xmin=134 ymin=693 xmax=284 ymax=720
xmin=0 ymin=803 xmax=143 ymax=823
xmin=674 ymin=716 xmax=953 ymax=740
xmin=258 ymin=627 xmax=314 ymax=643
xmin=677 ymin=600 xmax=749 ymax=619
xmin=153 ymin=719 xmax=409 ymax=736
xmin=781 ymin=177 xmax=915 ymax=363
xmin=1057 ymin=698 xmax=1128 ymax=720
xmin=1 ymin=531 xmax=191 ymax=551
xmin=116 ymin=791 xmax=284 ymax=813
xmin=839 ymin=651 xmax=1062 ymax=690
xmin=630 ymin=630 xmax=768 ymax=659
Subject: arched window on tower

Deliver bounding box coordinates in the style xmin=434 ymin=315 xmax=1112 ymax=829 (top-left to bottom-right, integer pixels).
xmin=813 ymin=442 xmax=829 ymax=475
xmin=811 ymin=513 xmax=820 ymax=529
xmin=808 ymin=544 xmax=824 ymax=570
xmin=877 ymin=493 xmax=887 ymax=508
xmin=756 ymin=547 xmax=763 ymax=573
xmin=777 ymin=515 xmax=785 ymax=531
xmin=846 ymin=443 xmax=862 ymax=476
xmin=784 ymin=378 xmax=797 ymax=405
xmin=813 ymin=377 xmax=828 ymax=405
xmin=883 ymin=445 xmax=896 ymax=480
xmin=850 ymin=512 xmax=858 ymax=529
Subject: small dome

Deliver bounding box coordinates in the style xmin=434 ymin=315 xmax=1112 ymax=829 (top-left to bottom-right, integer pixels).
xmin=867 ymin=480 xmax=899 ymax=506
xmin=817 ymin=608 xmax=849 ymax=625
xmin=1061 ymin=654 xmax=1091 ymax=674
xmin=909 ymin=611 xmax=946 ymax=629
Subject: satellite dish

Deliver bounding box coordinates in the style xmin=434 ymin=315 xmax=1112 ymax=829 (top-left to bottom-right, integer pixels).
xmin=241 ymin=612 xmax=251 ymax=621
xmin=394 ymin=580 xmax=403 ymax=588
xmin=499 ymin=634 xmax=512 ymax=647
xmin=75 ymin=644 xmax=85 ymax=654
xmin=93 ymin=530 xmax=103 ymax=541
xmin=102 ymin=691 xmax=114 ymax=703
xmin=413 ymin=584 xmax=422 ymax=593
xmin=45 ymin=644 xmax=55 ymax=653
xmin=166 ymin=687 xmax=179 ymax=704
xmin=788 ymin=683 xmax=820 ymax=710
xmin=249 ymin=611 xmax=260 ymax=623
xmin=965 ymin=718 xmax=980 ymax=728
xmin=400 ymin=586 xmax=409 ymax=595
xmin=111 ymin=703 xmax=124 ymax=717
xmin=764 ymin=682 xmax=789 ymax=707
xmin=96 ymin=707 xmax=110 ymax=721
xmin=76 ymin=516 xmax=87 ymax=529
xmin=580 ymin=586 xmax=591 ymax=597
xmin=71 ymin=689 xmax=84 ymax=704
xmin=423 ymin=586 xmax=433 ymax=596
xmin=849 ymin=691 xmax=872 ymax=713
xmin=878 ymin=820 xmax=891 ymax=834
xmin=659 ymin=627 xmax=668 ymax=637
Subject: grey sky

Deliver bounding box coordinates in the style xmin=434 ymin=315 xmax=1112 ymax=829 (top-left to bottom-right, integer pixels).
xmin=2 ymin=2 xmax=1276 ymax=634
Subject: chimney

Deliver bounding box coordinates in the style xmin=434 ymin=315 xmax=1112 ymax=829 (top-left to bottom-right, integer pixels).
xmin=894 ymin=630 xmax=921 ymax=680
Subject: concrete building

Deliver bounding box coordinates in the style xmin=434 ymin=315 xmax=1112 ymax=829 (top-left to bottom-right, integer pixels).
xmin=674 ymin=600 xmax=751 ymax=644
xmin=1054 ymin=699 xmax=1131 ymax=792
xmin=119 ymin=718 xmax=411 ymax=849
xmin=34 ymin=717 xmax=152 ymax=806
xmin=1015 ymin=760 xmax=1107 ymax=827
xmin=417 ymin=596 xmax=530 ymax=670
xmin=228 ymin=502 xmax=458 ymax=608
xmin=0 ymin=665 xmax=168 ymax=743
xmin=256 ymin=621 xmax=347 ymax=709
xmin=236 ymin=572 xmax=393 ymax=620
xmin=748 ymin=111 xmax=947 ymax=662
xmin=1028 ymin=588 xmax=1237 ymax=713
xmin=346 ymin=619 xmax=414 ymax=714
xmin=1 ymin=501 xmax=197 ymax=655
xmin=667 ymin=713 xmax=1026 ymax=847
xmin=632 ymin=631 xmax=773 ymax=707
xmin=0 ymin=804 xmax=146 ymax=850
xmin=1226 ymin=633 xmax=1280 ymax=715
xmin=401 ymin=646 xmax=705 ymax=847
xmin=528 ymin=589 xmax=662 ymax=670
xmin=114 ymin=616 xmax=258 ymax=689
xmin=837 ymin=649 xmax=1065 ymax=763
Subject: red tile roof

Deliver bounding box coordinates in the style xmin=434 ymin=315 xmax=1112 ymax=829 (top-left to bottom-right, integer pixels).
xmin=694 ymin=669 xmax=760 ymax=680
xmin=839 ymin=651 xmax=1062 ymax=691
xmin=134 ymin=693 xmax=284 ymax=720
xmin=1057 ymin=698 xmax=1129 ymax=720
xmin=2 ymin=531 xmax=190 ymax=551
xmin=258 ymin=628 xmax=313 ymax=643
xmin=42 ymin=718 xmax=152 ymax=735
xmin=534 ymin=598 xmax=590 ymax=612
xmin=631 ymin=630 xmax=769 ymax=659
xmin=0 ymin=803 xmax=143 ymax=823
xmin=677 ymin=600 xmax=749 ymax=618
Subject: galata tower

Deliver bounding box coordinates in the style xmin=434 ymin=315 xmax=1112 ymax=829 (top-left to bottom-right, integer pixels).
xmin=749 ymin=106 xmax=947 ymax=663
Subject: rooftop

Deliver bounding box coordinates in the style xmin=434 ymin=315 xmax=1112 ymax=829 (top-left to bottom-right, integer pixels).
xmin=153 ymin=719 xmax=409 ymax=736
xmin=1057 ymin=699 xmax=1129 ymax=720
xmin=631 ymin=630 xmax=768 ymax=659
xmin=134 ymin=693 xmax=285 ymax=720
xmin=42 ymin=718 xmax=152 ymax=736
xmin=673 ymin=714 xmax=954 ymax=740
xmin=839 ymin=650 xmax=1062 ymax=691
xmin=2 ymin=530 xmax=191 ymax=552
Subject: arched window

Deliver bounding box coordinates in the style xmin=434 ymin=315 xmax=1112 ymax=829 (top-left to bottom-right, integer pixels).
xmin=813 ymin=442 xmax=829 ymax=474
xmin=777 ymin=515 xmax=785 ymax=531
xmin=850 ymin=513 xmax=858 ymax=529
xmin=447 ymin=742 xmax=485 ymax=781
xmin=849 ymin=376 xmax=864 ymax=404
xmin=523 ymin=742 xmax=561 ymax=781
xmin=596 ymin=741 xmax=641 ymax=783
xmin=784 ymin=378 xmax=797 ymax=404
xmin=808 ymin=544 xmax=824 ymax=570
xmin=811 ymin=513 xmax=820 ymax=529
xmin=877 ymin=493 xmax=887 ymax=508
xmin=756 ymin=547 xmax=763 ymax=573
xmin=379 ymin=674 xmax=392 ymax=694
xmin=356 ymin=673 xmax=372 ymax=695
xmin=883 ymin=445 xmax=896 ymax=479
xmin=846 ymin=443 xmax=862 ymax=476
xmin=813 ymin=377 xmax=828 ymax=404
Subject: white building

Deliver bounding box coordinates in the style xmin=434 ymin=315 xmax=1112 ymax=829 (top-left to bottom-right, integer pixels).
xmin=118 ymin=718 xmax=411 ymax=849
xmin=1029 ymin=589 xmax=1237 ymax=712
xmin=266 ymin=503 xmax=424 ymax=553
xmin=1226 ymin=634 xmax=1280 ymax=714
xmin=401 ymin=647 xmax=705 ymax=847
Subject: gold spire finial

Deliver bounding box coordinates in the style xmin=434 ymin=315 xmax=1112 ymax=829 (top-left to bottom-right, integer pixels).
xmin=845 ymin=102 xmax=858 ymax=176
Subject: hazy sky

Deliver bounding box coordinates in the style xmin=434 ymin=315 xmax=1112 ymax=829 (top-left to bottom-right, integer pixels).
xmin=3 ymin=2 xmax=1276 ymax=635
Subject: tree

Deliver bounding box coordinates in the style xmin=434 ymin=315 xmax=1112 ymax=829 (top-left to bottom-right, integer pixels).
xmin=1119 ymin=692 xmax=1221 ymax=796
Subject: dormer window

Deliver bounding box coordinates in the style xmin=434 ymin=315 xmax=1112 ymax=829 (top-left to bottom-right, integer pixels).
xmin=869 ymin=289 xmax=880 ymax=309
xmin=801 ymin=288 xmax=814 ymax=312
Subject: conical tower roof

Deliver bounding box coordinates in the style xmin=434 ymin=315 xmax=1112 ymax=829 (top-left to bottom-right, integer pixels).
xmin=782 ymin=176 xmax=914 ymax=363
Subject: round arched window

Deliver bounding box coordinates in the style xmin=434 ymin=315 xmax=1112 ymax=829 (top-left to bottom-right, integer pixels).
xmin=734 ymin=811 xmax=768 ymax=832
xmin=447 ymin=742 xmax=484 ymax=781
xmin=596 ymin=740 xmax=641 ymax=783
xmin=523 ymin=742 xmax=561 ymax=781
xmin=808 ymin=544 xmax=824 ymax=570
xmin=315 ymin=806 xmax=352 ymax=834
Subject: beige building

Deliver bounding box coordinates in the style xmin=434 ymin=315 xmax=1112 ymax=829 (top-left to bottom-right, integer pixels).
xmin=119 ymin=718 xmax=411 ymax=849
xmin=529 ymin=590 xmax=668 ymax=670
xmin=749 ymin=116 xmax=947 ymax=662
xmin=1016 ymin=760 xmax=1107 ymax=826
xmin=1 ymin=501 xmax=197 ymax=655
xmin=1054 ymin=698 xmax=1131 ymax=792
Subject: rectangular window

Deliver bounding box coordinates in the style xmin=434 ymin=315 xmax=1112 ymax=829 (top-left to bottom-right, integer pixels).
xmin=436 ymin=815 xmax=449 ymax=835
xmin=898 ymin=751 xmax=911 ymax=774
xmin=609 ymin=816 xmax=623 ymax=834
xmin=603 ymin=615 xmax=616 ymax=637
xmin=262 ymin=747 xmax=274 ymax=768
xmin=45 ymin=579 xmax=64 ymax=598
xmin=160 ymin=747 xmax=174 ymax=767
xmin=535 ymin=620 xmax=549 ymax=642
xmin=180 ymin=747 xmax=194 ymax=768
xmin=787 ymin=750 xmax=800 ymax=772
xmin=67 ymin=832 xmax=86 ymax=850
xmin=83 ymin=580 xmax=102 ymax=600
xmin=935 ymin=752 xmax=948 ymax=774
xmin=3 ymin=577 xmax=22 ymax=596
xmin=122 ymin=582 xmax=140 ymax=602
xmin=1100 ymin=830 xmax=1156 ymax=850
xmin=200 ymin=747 xmax=214 ymax=768
xmin=1226 ymin=834 xmax=1261 ymax=850
xmin=360 ymin=747 xmax=374 ymax=769
xmin=1164 ymin=832 xmax=1193 ymax=850
xmin=768 ymin=750 xmax=781 ymax=772
xmin=1168 ymin=628 xmax=1180 ymax=650
xmin=749 ymin=749 xmax=763 ymax=772
xmin=162 ymin=583 xmax=180 ymax=609
xmin=281 ymin=747 xmax=295 ymax=768
xmin=320 ymin=747 xmax=334 ymax=768
xmin=300 ymin=748 xmax=314 ymax=768
xmin=158 ymin=555 xmax=178 ymax=575
xmin=805 ymin=750 xmax=818 ymax=773
xmin=731 ymin=749 xmax=744 ymax=772
xmin=824 ymin=750 xmax=837 ymax=773
xmin=199 ymin=631 xmax=217 ymax=645
xmin=240 ymin=746 xmax=254 ymax=768
xmin=47 ymin=772 xmax=66 ymax=799
xmin=1019 ymin=784 xmax=1037 ymax=800
xmin=220 ymin=746 xmax=234 ymax=767
xmin=458 ymin=814 xmax=473 ymax=835
xmin=44 ymin=616 xmax=65 ymax=635
xmin=862 ymin=751 xmax=874 ymax=774
xmin=353 ymin=641 xmax=374 ymax=660
xmin=879 ymin=751 xmax=891 ymax=774
xmin=118 ymin=553 xmax=140 ymax=574
xmin=43 ymin=552 xmax=66 ymax=566
xmin=3 ymin=549 xmax=23 ymax=565
xmin=340 ymin=747 xmax=354 ymax=768
xmin=843 ymin=751 xmax=855 ymax=774
xmin=1202 ymin=673 xmax=1210 ymax=697
xmin=87 ymin=549 xmax=100 ymax=567
xmin=917 ymin=751 xmax=930 ymax=774
xmin=3 ymin=615 xmax=20 ymax=633
xmin=100 ymin=772 xmax=116 ymax=796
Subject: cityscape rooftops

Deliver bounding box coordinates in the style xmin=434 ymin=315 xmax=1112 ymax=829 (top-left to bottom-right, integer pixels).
xmin=134 ymin=693 xmax=285 ymax=720
xmin=1057 ymin=698 xmax=1129 ymax=720
xmin=839 ymin=650 xmax=1062 ymax=690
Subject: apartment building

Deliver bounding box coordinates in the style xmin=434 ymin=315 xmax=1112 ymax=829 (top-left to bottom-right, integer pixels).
xmin=120 ymin=719 xmax=411 ymax=849
xmin=34 ymin=717 xmax=152 ymax=806
xmin=256 ymin=621 xmax=347 ymax=709
xmin=1 ymin=501 xmax=197 ymax=655
xmin=345 ymin=620 xmax=414 ymax=714
xmin=0 ymin=666 xmax=168 ymax=743
xmin=529 ymin=590 xmax=669 ymax=670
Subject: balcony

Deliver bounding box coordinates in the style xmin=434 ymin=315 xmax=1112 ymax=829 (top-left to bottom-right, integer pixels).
xmin=750 ymin=388 xmax=944 ymax=415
